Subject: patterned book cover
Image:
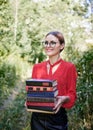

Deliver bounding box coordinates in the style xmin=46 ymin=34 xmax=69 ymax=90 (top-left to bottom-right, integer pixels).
xmin=27 ymin=90 xmax=58 ymax=98
xmin=27 ymin=97 xmax=56 ymax=103
xmin=26 ymin=79 xmax=57 ymax=87
xmin=26 ymin=79 xmax=58 ymax=114
xmin=26 ymin=85 xmax=57 ymax=92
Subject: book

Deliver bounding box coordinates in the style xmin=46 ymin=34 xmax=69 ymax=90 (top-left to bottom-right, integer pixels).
xmin=27 ymin=109 xmax=55 ymax=114
xmin=26 ymin=106 xmax=55 ymax=114
xmin=26 ymin=86 xmax=57 ymax=92
xmin=27 ymin=97 xmax=56 ymax=103
xmin=25 ymin=79 xmax=58 ymax=114
xmin=26 ymin=79 xmax=57 ymax=87
xmin=26 ymin=101 xmax=55 ymax=107
xmin=27 ymin=90 xmax=58 ymax=98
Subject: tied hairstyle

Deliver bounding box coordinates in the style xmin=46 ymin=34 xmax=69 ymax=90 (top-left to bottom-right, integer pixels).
xmin=45 ymin=31 xmax=65 ymax=52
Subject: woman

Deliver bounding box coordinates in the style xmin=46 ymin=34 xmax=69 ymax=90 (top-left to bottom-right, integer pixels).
xmin=30 ymin=31 xmax=77 ymax=130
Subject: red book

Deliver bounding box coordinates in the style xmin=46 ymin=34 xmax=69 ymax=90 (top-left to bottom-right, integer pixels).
xmin=26 ymin=101 xmax=55 ymax=107
xmin=26 ymin=86 xmax=57 ymax=92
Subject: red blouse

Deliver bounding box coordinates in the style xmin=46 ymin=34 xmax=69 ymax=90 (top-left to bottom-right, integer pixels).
xmin=31 ymin=59 xmax=77 ymax=109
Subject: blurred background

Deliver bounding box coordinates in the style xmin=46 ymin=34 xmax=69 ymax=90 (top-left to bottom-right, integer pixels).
xmin=0 ymin=0 xmax=93 ymax=129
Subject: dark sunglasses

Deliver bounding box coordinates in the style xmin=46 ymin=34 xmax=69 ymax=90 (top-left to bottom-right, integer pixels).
xmin=42 ymin=40 xmax=57 ymax=48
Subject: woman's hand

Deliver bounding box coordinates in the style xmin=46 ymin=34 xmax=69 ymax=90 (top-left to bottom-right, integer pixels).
xmin=53 ymin=96 xmax=70 ymax=113
xmin=24 ymin=101 xmax=27 ymax=107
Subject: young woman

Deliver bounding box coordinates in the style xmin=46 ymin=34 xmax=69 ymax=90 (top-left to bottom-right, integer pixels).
xmin=30 ymin=31 xmax=77 ymax=130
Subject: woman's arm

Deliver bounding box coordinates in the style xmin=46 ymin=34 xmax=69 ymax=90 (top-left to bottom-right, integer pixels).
xmin=54 ymin=64 xmax=77 ymax=113
xmin=53 ymin=96 xmax=70 ymax=113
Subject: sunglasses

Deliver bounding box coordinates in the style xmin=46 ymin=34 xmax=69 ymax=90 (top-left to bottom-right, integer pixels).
xmin=42 ymin=40 xmax=58 ymax=48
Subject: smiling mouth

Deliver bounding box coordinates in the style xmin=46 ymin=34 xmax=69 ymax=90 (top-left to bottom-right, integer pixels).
xmin=46 ymin=50 xmax=53 ymax=53
xmin=46 ymin=48 xmax=53 ymax=51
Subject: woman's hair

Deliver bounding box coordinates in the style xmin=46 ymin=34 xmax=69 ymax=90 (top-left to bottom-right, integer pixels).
xmin=45 ymin=31 xmax=65 ymax=52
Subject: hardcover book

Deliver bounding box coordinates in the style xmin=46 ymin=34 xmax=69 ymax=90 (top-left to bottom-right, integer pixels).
xmin=27 ymin=106 xmax=55 ymax=114
xmin=26 ymin=101 xmax=55 ymax=107
xmin=26 ymin=78 xmax=58 ymax=114
xmin=27 ymin=90 xmax=58 ymax=97
xmin=26 ymin=79 xmax=57 ymax=87
xmin=27 ymin=97 xmax=56 ymax=103
xmin=26 ymin=85 xmax=57 ymax=92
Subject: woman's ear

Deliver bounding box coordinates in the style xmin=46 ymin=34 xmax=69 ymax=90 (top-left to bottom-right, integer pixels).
xmin=60 ymin=44 xmax=65 ymax=52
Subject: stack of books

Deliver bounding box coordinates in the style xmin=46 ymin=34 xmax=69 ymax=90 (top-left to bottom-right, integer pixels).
xmin=25 ymin=78 xmax=58 ymax=114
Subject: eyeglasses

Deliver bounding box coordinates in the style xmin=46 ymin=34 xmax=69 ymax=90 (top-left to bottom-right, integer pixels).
xmin=42 ymin=40 xmax=57 ymax=48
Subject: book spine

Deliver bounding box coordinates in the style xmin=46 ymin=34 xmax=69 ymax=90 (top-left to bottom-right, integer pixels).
xmin=27 ymin=109 xmax=55 ymax=114
xmin=27 ymin=106 xmax=54 ymax=111
xmin=26 ymin=101 xmax=55 ymax=107
xmin=26 ymin=86 xmax=57 ymax=92
xmin=26 ymin=80 xmax=57 ymax=87
xmin=27 ymin=97 xmax=56 ymax=102
xmin=27 ymin=90 xmax=58 ymax=97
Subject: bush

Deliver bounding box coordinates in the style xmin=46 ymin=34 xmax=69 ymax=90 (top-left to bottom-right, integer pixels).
xmin=0 ymin=88 xmax=30 ymax=130
xmin=68 ymin=49 xmax=93 ymax=130
xmin=0 ymin=62 xmax=17 ymax=105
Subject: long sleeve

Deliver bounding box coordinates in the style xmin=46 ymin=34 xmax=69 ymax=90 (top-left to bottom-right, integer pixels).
xmin=32 ymin=65 xmax=37 ymax=78
xmin=31 ymin=60 xmax=77 ymax=109
xmin=62 ymin=64 xmax=77 ymax=109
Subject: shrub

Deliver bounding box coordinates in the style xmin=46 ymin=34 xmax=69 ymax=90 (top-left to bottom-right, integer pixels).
xmin=68 ymin=49 xmax=93 ymax=130
xmin=0 ymin=62 xmax=17 ymax=105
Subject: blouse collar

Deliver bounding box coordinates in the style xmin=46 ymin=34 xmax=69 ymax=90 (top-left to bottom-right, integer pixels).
xmin=47 ymin=58 xmax=62 ymax=68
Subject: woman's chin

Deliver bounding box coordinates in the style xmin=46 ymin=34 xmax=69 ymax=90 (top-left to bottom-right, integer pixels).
xmin=46 ymin=52 xmax=54 ymax=57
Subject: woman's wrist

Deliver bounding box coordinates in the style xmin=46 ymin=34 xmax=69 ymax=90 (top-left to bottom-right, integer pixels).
xmin=57 ymin=96 xmax=70 ymax=104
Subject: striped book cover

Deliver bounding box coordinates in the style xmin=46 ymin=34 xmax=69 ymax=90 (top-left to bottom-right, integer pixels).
xmin=27 ymin=97 xmax=56 ymax=103
xmin=27 ymin=90 xmax=58 ymax=98
xmin=26 ymin=79 xmax=58 ymax=114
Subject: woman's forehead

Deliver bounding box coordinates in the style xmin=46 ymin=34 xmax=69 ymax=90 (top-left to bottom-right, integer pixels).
xmin=45 ymin=34 xmax=58 ymax=41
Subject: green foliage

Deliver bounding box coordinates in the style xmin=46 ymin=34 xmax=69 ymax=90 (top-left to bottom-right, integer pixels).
xmin=0 ymin=44 xmax=9 ymax=61
xmin=0 ymin=0 xmax=93 ymax=130
xmin=76 ymin=49 xmax=93 ymax=115
xmin=68 ymin=48 xmax=93 ymax=130
xmin=0 ymin=88 xmax=30 ymax=130
xmin=0 ymin=0 xmax=14 ymax=61
xmin=0 ymin=62 xmax=17 ymax=105
xmin=0 ymin=0 xmax=13 ymax=39
xmin=19 ymin=30 xmax=46 ymax=63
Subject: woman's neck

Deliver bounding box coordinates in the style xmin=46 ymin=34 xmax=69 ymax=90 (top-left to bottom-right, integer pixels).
xmin=49 ymin=54 xmax=61 ymax=65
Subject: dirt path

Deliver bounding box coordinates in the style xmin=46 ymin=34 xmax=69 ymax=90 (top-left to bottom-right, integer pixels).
xmin=0 ymin=67 xmax=32 ymax=110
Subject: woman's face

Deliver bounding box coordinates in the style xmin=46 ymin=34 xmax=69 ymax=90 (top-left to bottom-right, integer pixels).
xmin=43 ymin=34 xmax=64 ymax=57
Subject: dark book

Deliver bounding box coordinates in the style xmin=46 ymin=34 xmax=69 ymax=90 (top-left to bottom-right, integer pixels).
xmin=27 ymin=106 xmax=56 ymax=114
xmin=26 ymin=85 xmax=57 ymax=92
xmin=27 ymin=90 xmax=58 ymax=98
xmin=26 ymin=79 xmax=57 ymax=87
xmin=27 ymin=97 xmax=56 ymax=103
